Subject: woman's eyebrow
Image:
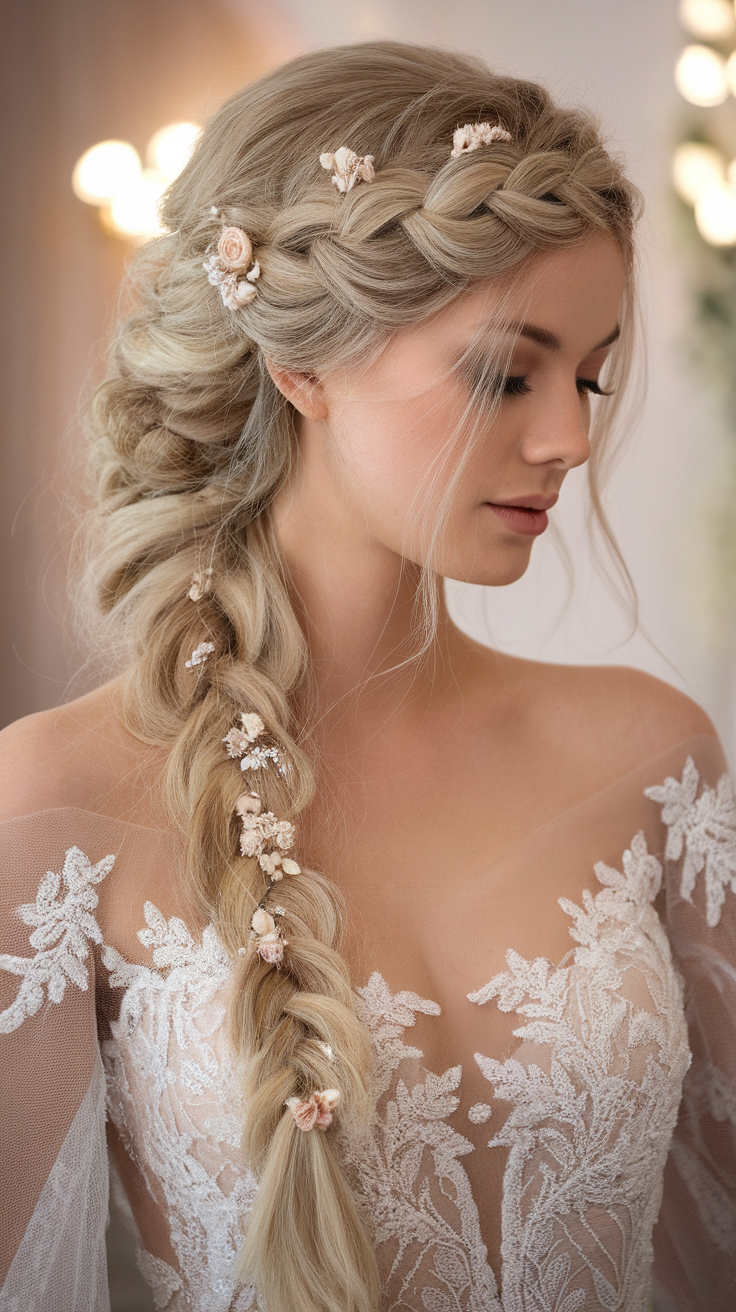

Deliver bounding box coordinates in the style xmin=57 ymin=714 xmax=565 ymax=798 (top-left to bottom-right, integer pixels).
xmin=499 ymin=321 xmax=621 ymax=352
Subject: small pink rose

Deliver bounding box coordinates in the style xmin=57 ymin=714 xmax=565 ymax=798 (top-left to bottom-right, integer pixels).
xmin=217 ymin=226 xmax=253 ymax=270
xmin=257 ymin=934 xmax=285 ymax=965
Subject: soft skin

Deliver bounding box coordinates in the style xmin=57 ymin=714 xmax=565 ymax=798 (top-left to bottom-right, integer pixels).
xmin=267 ymin=234 xmax=626 ymax=699
xmin=271 ymin=233 xmax=624 ymax=589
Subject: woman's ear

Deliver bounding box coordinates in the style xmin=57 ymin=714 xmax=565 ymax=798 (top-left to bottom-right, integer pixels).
xmin=265 ymin=360 xmax=328 ymax=419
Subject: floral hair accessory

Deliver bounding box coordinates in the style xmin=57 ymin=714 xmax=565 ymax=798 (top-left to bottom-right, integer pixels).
xmin=450 ymin=122 xmax=512 ymax=158
xmin=223 ymin=712 xmax=265 ymax=757
xmin=234 ymin=791 xmax=296 ymax=861
xmin=188 ymin=568 xmax=213 ymax=601
xmin=223 ymin=712 xmax=287 ymax=778
xmin=285 ymin=1088 xmax=340 ymax=1131
xmin=185 ymin=640 xmax=215 ymax=669
xmin=227 ymin=716 xmax=298 ymax=865
xmin=203 ymin=225 xmax=261 ymax=309
xmin=250 ymin=906 xmax=287 ymax=965
xmin=319 ymin=146 xmax=375 ymax=194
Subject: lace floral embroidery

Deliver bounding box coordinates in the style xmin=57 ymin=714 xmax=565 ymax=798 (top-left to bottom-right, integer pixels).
xmin=0 ymin=846 xmax=114 ymax=1034
xmin=645 ymin=755 xmax=736 ymax=927
xmin=469 ymin=831 xmax=691 ymax=1311
xmin=342 ymin=972 xmax=501 ymax=1312
xmin=102 ymin=904 xmax=257 ymax=1312
xmin=2 ymin=755 xmax=733 ymax=1311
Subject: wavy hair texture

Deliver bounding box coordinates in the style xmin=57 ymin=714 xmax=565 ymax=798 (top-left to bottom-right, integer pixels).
xmin=86 ymin=40 xmax=642 ymax=1312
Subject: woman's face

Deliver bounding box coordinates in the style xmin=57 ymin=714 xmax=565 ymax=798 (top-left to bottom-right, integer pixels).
xmin=277 ymin=233 xmax=626 ymax=587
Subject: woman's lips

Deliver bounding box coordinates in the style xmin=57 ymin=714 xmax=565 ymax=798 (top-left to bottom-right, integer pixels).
xmin=485 ymin=497 xmax=556 ymax=536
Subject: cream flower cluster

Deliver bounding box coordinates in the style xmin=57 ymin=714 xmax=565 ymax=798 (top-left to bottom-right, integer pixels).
xmin=249 ymin=906 xmax=287 ymax=965
xmin=188 ymin=567 xmax=213 ymax=601
xmin=203 ymin=226 xmax=261 ymax=309
xmin=285 ymin=1088 xmax=340 ymax=1132
xmin=319 ymin=146 xmax=375 ymax=193
xmin=450 ymin=121 xmax=512 ymax=158
xmin=234 ymin=791 xmax=298 ymax=865
xmin=185 ymin=640 xmax=215 ymax=669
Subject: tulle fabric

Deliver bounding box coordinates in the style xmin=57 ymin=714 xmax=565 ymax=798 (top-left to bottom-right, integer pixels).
xmin=0 ymin=734 xmax=734 ymax=1310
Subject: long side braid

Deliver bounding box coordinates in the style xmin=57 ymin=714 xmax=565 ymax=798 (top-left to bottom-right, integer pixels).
xmin=86 ymin=40 xmax=641 ymax=1312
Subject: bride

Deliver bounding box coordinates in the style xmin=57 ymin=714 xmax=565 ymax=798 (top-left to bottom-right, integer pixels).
xmin=1 ymin=40 xmax=734 ymax=1312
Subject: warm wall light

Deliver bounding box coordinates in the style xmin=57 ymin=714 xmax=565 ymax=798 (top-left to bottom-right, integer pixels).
xmin=72 ymin=140 xmax=142 ymax=206
xmin=695 ymin=181 xmax=736 ymax=242
xmin=146 ymin=122 xmax=201 ymax=180
xmin=108 ymin=170 xmax=169 ymax=240
xmin=679 ymin=0 xmax=735 ymax=40
xmin=72 ymin=121 xmax=201 ymax=240
xmin=675 ymin=44 xmax=729 ymax=105
xmin=673 ymin=142 xmax=726 ymax=203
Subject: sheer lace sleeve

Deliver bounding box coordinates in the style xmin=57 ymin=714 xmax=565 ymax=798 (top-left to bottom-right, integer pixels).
xmin=649 ymin=737 xmax=736 ymax=1311
xmin=0 ymin=813 xmax=113 ymax=1312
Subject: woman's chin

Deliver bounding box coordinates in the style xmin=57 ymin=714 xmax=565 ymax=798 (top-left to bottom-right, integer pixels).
xmin=444 ymin=552 xmax=534 ymax=589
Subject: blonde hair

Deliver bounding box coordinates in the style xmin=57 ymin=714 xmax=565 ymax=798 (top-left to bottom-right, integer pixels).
xmin=87 ymin=40 xmax=641 ymax=1312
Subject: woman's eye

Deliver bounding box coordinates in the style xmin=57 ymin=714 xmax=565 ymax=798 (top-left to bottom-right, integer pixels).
xmin=503 ymin=375 xmax=531 ymax=396
xmin=576 ymin=377 xmax=604 ymax=395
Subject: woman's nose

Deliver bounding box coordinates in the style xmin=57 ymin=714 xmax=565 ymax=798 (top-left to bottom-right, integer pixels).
xmin=521 ymin=386 xmax=592 ymax=470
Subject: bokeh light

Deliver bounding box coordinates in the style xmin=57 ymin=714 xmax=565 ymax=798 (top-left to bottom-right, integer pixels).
xmin=146 ymin=122 xmax=201 ymax=181
xmin=73 ymin=121 xmax=201 ymax=239
xmin=673 ymin=142 xmax=726 ymax=203
xmin=679 ymin=0 xmax=735 ymax=41
xmin=72 ymin=140 xmax=142 ymax=206
xmin=675 ymin=44 xmax=729 ymax=105
xmin=108 ymin=168 xmax=168 ymax=240
xmin=695 ymin=181 xmax=736 ymax=243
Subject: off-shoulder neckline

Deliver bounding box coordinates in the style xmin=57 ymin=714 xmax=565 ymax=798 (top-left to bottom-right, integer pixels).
xmin=0 ymin=731 xmax=722 ymax=844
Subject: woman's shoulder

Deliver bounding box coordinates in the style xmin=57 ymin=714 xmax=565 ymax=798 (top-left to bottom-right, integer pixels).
xmin=542 ymin=660 xmax=715 ymax=749
xmin=0 ymin=680 xmax=167 ymax=826
xmin=467 ymin=641 xmax=720 ymax=794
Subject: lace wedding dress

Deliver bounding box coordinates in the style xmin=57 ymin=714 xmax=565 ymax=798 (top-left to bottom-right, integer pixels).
xmin=1 ymin=733 xmax=735 ymax=1311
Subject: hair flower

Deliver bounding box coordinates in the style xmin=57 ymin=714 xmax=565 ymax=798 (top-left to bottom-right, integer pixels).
xmin=450 ymin=122 xmax=512 ymax=158
xmin=223 ymin=712 xmax=266 ymax=759
xmin=188 ymin=568 xmax=213 ymax=601
xmin=217 ymin=226 xmax=253 ymax=269
xmin=285 ymin=1088 xmax=340 ymax=1131
xmin=185 ymin=640 xmax=215 ymax=669
xmin=319 ymin=146 xmax=375 ymax=194
xmin=250 ymin=907 xmax=287 ymax=964
xmin=203 ymin=225 xmax=261 ymax=309
xmin=237 ymin=808 xmax=295 ymax=861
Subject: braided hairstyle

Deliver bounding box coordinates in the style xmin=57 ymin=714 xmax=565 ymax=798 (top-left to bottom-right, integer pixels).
xmin=87 ymin=40 xmax=641 ymax=1312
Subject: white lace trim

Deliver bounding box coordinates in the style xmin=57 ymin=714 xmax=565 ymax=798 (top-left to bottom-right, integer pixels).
xmin=645 ymin=755 xmax=736 ymax=927
xmin=469 ymin=830 xmax=691 ymax=1310
xmin=345 ymin=973 xmax=501 ymax=1312
xmin=102 ymin=904 xmax=256 ymax=1312
xmin=0 ymin=846 xmax=114 ymax=1034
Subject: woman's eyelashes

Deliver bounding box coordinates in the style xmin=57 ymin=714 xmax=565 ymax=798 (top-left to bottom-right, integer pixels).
xmin=472 ymin=372 xmax=606 ymax=396
xmin=464 ymin=363 xmax=609 ymax=405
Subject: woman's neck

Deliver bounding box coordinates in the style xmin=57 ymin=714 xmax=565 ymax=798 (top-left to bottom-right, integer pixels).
xmin=271 ymin=476 xmax=464 ymax=715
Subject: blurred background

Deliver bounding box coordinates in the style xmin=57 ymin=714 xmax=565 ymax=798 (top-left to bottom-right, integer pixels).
xmin=4 ymin=0 xmax=736 ymax=771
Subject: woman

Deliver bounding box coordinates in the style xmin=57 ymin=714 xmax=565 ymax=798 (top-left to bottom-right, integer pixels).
xmin=0 ymin=40 xmax=734 ymax=1312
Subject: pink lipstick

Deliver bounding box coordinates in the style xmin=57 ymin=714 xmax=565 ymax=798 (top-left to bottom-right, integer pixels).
xmin=485 ymin=494 xmax=557 ymax=537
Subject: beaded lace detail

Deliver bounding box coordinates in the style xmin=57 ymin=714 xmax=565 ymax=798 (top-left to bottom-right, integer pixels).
xmin=469 ymin=831 xmax=691 ymax=1310
xmin=0 ymin=846 xmax=113 ymax=1034
xmin=1 ymin=757 xmax=734 ymax=1311
xmin=102 ymin=905 xmax=257 ymax=1311
xmin=342 ymin=974 xmax=501 ymax=1311
xmin=645 ymin=756 xmax=736 ymax=927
